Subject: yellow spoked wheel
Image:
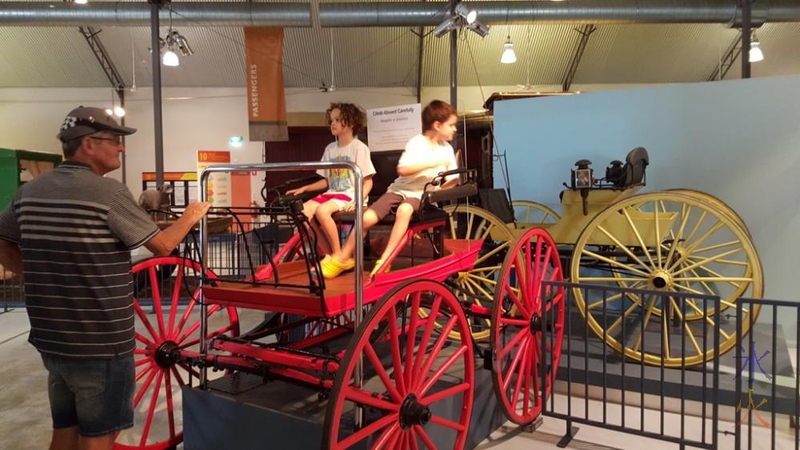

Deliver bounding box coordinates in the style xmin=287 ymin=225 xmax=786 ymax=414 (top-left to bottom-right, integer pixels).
xmin=511 ymin=200 xmax=561 ymax=228
xmin=431 ymin=204 xmax=515 ymax=341
xmin=666 ymin=189 xmax=751 ymax=237
xmin=570 ymin=191 xmax=762 ymax=368
xmin=610 ymin=190 xmax=754 ymax=320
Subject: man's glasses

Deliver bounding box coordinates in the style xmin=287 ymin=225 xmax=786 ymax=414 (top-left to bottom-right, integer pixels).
xmin=90 ymin=135 xmax=123 ymax=145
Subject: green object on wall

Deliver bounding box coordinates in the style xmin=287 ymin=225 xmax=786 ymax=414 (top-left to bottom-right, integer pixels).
xmin=0 ymin=148 xmax=62 ymax=210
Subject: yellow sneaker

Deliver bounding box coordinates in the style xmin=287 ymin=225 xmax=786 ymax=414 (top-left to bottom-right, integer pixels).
xmin=370 ymin=259 xmax=391 ymax=278
xmin=320 ymin=256 xmax=355 ymax=279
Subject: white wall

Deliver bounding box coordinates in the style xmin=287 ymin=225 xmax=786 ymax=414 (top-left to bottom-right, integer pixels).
xmin=0 ymin=86 xmax=421 ymax=197
xmin=494 ymin=74 xmax=800 ymax=308
xmin=0 ymin=82 xmax=676 ymax=200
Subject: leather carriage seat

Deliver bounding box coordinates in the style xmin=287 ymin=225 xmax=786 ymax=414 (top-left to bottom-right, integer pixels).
xmin=618 ymin=147 xmax=649 ymax=188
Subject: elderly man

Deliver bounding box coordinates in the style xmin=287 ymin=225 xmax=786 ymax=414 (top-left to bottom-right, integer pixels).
xmin=0 ymin=106 xmax=210 ymax=450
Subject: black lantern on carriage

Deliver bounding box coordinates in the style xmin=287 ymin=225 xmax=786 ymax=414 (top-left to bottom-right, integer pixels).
xmin=571 ymin=159 xmax=593 ymax=189
xmin=571 ymin=159 xmax=594 ymax=215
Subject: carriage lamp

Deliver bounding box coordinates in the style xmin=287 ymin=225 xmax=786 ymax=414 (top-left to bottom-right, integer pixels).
xmin=571 ymin=159 xmax=593 ymax=189
xmin=571 ymin=159 xmax=593 ymax=216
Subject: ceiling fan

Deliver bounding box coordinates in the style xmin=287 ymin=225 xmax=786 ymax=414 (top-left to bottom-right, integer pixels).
xmin=516 ymin=67 xmax=535 ymax=91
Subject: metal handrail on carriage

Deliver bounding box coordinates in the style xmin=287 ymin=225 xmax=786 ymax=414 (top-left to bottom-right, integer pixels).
xmin=198 ymin=161 xmax=365 ymax=392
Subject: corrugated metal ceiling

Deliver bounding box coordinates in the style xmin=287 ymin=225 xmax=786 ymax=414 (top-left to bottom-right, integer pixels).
xmin=0 ymin=0 xmax=798 ymax=90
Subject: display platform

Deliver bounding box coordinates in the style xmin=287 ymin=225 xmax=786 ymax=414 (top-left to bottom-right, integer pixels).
xmin=557 ymin=310 xmax=797 ymax=414
xmin=184 ymin=361 xmax=505 ymax=449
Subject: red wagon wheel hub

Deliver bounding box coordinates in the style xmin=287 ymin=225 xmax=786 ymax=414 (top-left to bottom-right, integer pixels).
xmin=399 ymin=394 xmax=432 ymax=429
xmin=529 ymin=314 xmax=543 ymax=335
xmin=153 ymin=341 xmax=181 ymax=368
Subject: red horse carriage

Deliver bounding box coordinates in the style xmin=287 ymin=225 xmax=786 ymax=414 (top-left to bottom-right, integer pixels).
xmin=115 ymin=161 xmax=565 ymax=449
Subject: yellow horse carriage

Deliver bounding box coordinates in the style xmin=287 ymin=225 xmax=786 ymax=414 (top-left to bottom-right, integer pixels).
xmin=444 ymin=147 xmax=761 ymax=368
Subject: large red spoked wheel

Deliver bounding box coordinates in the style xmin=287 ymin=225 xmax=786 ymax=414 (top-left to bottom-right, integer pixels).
xmin=115 ymin=256 xmax=240 ymax=450
xmin=323 ymin=280 xmax=475 ymax=449
xmin=491 ymin=228 xmax=565 ymax=425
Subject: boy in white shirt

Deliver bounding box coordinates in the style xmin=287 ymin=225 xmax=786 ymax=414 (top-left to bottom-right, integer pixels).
xmin=286 ymin=103 xmax=376 ymax=257
xmin=321 ymin=100 xmax=459 ymax=278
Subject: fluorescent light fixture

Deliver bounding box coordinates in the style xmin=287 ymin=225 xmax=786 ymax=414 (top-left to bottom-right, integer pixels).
xmin=455 ymin=3 xmax=477 ymax=25
xmin=467 ymin=21 xmax=490 ymax=38
xmin=433 ymin=17 xmax=458 ymax=38
xmin=74 ymin=0 xmax=88 ymax=4
xmin=168 ymin=30 xmax=194 ymax=57
xmin=229 ymin=136 xmax=244 ymax=147
xmin=501 ymin=37 xmax=517 ymax=64
xmin=749 ymin=32 xmax=764 ymax=63
xmin=433 ymin=2 xmax=488 ymax=38
xmin=113 ymin=106 xmax=126 ymax=117
xmin=160 ymin=29 xmax=192 ymax=66
xmin=162 ymin=50 xmax=179 ymax=67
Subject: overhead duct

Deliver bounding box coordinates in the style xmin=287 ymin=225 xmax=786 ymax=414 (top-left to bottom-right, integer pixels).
xmin=0 ymin=2 xmax=311 ymax=27
xmin=319 ymin=0 xmax=800 ymax=27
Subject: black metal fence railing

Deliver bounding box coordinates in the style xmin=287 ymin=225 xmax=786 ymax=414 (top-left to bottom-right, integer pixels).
xmin=0 ymin=267 xmax=23 ymax=312
xmin=733 ymin=298 xmax=800 ymax=450
xmin=181 ymin=210 xmax=295 ymax=280
xmin=540 ymin=280 xmax=721 ymax=449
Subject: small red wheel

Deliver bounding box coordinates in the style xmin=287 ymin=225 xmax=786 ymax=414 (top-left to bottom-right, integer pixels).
xmin=490 ymin=228 xmax=564 ymax=425
xmin=323 ymin=280 xmax=474 ymax=449
xmin=114 ymin=256 xmax=240 ymax=450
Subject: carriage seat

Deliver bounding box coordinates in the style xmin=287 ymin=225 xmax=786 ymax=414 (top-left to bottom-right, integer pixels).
xmin=276 ymin=150 xmax=476 ymax=228
xmin=331 ymin=180 xmax=477 ymax=227
xmin=611 ymin=147 xmax=649 ymax=189
xmin=329 ymin=149 xmax=475 ymax=227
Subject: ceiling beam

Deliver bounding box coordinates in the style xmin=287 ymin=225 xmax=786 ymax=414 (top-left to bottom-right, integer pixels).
xmin=319 ymin=1 xmax=792 ymax=27
xmin=0 ymin=2 xmax=311 ymax=27
xmin=562 ymin=24 xmax=596 ymax=92
xmin=6 ymin=1 xmax=797 ymax=27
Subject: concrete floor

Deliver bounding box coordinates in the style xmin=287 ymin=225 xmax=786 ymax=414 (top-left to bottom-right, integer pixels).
xmin=0 ymin=308 xmax=795 ymax=450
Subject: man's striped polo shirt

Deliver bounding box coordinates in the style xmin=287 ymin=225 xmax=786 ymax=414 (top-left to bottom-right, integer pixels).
xmin=0 ymin=161 xmax=159 ymax=358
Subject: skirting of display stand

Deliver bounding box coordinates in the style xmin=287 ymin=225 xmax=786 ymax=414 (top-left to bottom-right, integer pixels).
xmin=557 ymin=311 xmax=797 ymax=415
xmin=183 ymin=364 xmax=505 ymax=450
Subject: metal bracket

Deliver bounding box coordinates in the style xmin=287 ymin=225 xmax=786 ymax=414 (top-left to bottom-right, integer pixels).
xmin=520 ymin=415 xmax=544 ymax=433
xmin=78 ymin=26 xmax=126 ymax=93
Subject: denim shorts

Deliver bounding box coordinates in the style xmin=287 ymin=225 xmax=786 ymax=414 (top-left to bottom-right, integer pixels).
xmin=40 ymin=353 xmax=135 ymax=437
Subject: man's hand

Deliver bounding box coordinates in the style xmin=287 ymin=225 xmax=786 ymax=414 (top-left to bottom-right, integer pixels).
xmin=0 ymin=239 xmax=23 ymax=276
xmin=144 ymin=201 xmax=211 ymax=257
xmin=182 ymin=202 xmax=211 ymax=223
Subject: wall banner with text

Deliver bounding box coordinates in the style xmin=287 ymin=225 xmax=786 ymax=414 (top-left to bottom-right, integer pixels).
xmin=244 ymin=27 xmax=289 ymax=142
